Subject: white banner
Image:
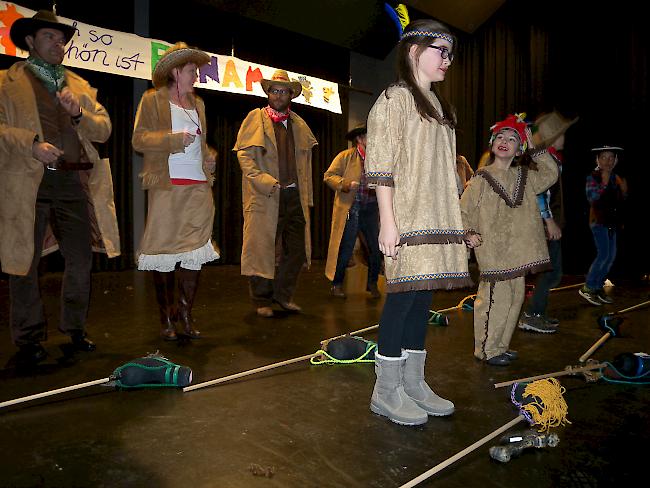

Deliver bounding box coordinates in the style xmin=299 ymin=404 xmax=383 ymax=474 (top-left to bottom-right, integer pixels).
xmin=0 ymin=1 xmax=342 ymax=113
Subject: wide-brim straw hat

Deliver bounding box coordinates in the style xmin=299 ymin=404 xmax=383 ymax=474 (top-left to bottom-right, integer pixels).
xmin=533 ymin=111 xmax=579 ymax=147
xmin=260 ymin=69 xmax=302 ymax=99
xmin=152 ymin=42 xmax=210 ymax=89
xmin=10 ymin=10 xmax=76 ymax=51
xmin=345 ymin=125 xmax=367 ymax=141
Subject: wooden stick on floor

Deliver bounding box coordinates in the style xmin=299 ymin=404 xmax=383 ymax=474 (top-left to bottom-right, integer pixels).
xmin=550 ymin=282 xmax=584 ymax=292
xmin=615 ymin=300 xmax=650 ymax=315
xmin=0 ymin=377 xmax=112 ymax=410
xmin=494 ymin=362 xmax=606 ymax=389
xmin=183 ymin=353 xmax=320 ymax=393
xmin=398 ymin=416 xmax=525 ymax=488
xmin=579 ymin=334 xmax=612 ymax=363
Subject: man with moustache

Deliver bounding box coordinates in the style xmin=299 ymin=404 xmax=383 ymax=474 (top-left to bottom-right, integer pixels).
xmin=0 ymin=10 xmax=119 ymax=364
xmin=233 ymin=70 xmax=317 ymax=317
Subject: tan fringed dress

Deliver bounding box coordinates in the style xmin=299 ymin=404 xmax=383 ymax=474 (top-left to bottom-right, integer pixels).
xmin=365 ymin=85 xmax=471 ymax=293
xmin=460 ymin=150 xmax=559 ymax=360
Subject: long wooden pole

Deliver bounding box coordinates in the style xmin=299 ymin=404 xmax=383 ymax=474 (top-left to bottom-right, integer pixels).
xmin=494 ymin=363 xmax=606 ymax=389
xmin=550 ymin=282 xmax=584 ymax=292
xmin=0 ymin=377 xmax=112 ymax=410
xmin=615 ymin=300 xmax=650 ymax=315
xmin=183 ymin=353 xmax=320 ymax=393
xmin=398 ymin=416 xmax=525 ymax=488
xmin=579 ymin=333 xmax=612 ymax=363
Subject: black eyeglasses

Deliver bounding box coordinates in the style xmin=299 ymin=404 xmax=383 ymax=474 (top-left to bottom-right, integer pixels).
xmin=428 ymin=45 xmax=454 ymax=62
xmin=268 ymin=88 xmax=291 ymax=96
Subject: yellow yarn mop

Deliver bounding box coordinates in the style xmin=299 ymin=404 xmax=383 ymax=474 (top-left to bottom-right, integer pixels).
xmin=398 ymin=378 xmax=569 ymax=488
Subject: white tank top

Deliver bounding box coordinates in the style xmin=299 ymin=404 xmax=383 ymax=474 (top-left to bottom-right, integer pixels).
xmin=168 ymin=102 xmax=206 ymax=181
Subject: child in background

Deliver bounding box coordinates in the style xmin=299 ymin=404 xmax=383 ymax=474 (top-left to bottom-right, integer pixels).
xmin=460 ymin=115 xmax=559 ymax=366
xmin=579 ymin=146 xmax=627 ymax=305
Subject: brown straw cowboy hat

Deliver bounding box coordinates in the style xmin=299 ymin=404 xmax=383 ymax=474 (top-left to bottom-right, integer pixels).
xmin=260 ymin=69 xmax=302 ymax=99
xmin=533 ymin=111 xmax=579 ymax=147
xmin=10 ymin=10 xmax=76 ymax=51
xmin=152 ymin=42 xmax=210 ymax=89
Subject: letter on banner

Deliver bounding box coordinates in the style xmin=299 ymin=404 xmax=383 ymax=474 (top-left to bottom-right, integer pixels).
xmin=199 ymin=56 xmax=219 ymax=83
xmin=222 ymin=59 xmax=243 ymax=88
xmin=246 ymin=66 xmax=263 ymax=91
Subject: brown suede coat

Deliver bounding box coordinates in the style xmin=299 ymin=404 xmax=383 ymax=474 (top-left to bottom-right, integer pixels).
xmin=233 ymin=108 xmax=317 ymax=279
xmin=132 ymin=87 xmax=214 ymax=190
xmin=0 ymin=62 xmax=119 ymax=276
xmin=323 ymin=146 xmax=364 ymax=281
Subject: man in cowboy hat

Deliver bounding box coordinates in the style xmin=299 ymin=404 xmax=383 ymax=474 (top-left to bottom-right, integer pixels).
xmin=0 ymin=10 xmax=119 ymax=364
xmin=233 ymin=69 xmax=317 ymax=317
xmin=518 ymin=110 xmax=577 ymax=334
xmin=324 ymin=125 xmax=382 ymax=299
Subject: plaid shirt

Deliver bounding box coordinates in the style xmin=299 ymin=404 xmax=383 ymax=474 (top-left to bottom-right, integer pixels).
xmin=586 ymin=169 xmax=626 ymax=226
xmin=356 ymin=145 xmax=376 ymax=204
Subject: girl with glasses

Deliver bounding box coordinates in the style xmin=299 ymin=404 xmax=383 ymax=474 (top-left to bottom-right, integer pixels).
xmin=365 ymin=19 xmax=471 ymax=425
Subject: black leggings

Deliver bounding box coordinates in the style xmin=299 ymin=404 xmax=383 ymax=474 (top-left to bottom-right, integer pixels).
xmin=377 ymin=290 xmax=434 ymax=357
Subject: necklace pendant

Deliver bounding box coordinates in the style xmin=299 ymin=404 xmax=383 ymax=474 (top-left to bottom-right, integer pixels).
xmin=196 ymin=128 xmax=201 ymax=135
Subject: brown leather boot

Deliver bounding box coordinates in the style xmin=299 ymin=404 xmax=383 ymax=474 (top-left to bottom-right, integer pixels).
xmin=178 ymin=268 xmax=201 ymax=339
xmin=153 ymin=271 xmax=177 ymax=341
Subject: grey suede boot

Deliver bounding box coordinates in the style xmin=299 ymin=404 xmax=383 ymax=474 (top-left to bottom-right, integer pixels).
xmin=403 ymin=349 xmax=455 ymax=416
xmin=370 ymin=352 xmax=428 ymax=425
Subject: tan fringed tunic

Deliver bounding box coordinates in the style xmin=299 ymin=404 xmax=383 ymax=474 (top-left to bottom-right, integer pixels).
xmin=459 ymin=150 xmax=559 ymax=282
xmin=365 ymin=85 xmax=471 ymax=293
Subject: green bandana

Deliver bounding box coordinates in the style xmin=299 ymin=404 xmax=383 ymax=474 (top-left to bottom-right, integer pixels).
xmin=26 ymin=55 xmax=66 ymax=93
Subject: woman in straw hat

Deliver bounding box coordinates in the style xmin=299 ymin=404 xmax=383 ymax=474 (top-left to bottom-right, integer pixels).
xmin=132 ymin=42 xmax=219 ymax=341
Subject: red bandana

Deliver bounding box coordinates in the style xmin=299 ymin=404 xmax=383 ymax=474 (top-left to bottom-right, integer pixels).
xmin=548 ymin=146 xmax=564 ymax=163
xmin=265 ymin=105 xmax=290 ymax=123
xmin=356 ymin=144 xmax=366 ymax=160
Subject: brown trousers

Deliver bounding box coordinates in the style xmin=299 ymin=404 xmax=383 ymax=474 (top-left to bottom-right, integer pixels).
xmin=249 ymin=187 xmax=305 ymax=307
xmin=473 ymin=276 xmax=525 ymax=360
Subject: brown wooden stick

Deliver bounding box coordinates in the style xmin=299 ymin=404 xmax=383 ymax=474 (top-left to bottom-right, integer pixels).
xmin=615 ymin=300 xmax=650 ymax=315
xmin=579 ymin=333 xmax=612 ymax=363
xmin=398 ymin=416 xmax=525 ymax=487
xmin=494 ymin=363 xmax=606 ymax=389
xmin=0 ymin=377 xmax=112 ymax=410
xmin=183 ymin=353 xmax=320 ymax=393
xmin=550 ymin=282 xmax=584 ymax=292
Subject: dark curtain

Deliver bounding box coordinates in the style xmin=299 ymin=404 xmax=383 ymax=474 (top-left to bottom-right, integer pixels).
xmin=435 ymin=0 xmax=648 ymax=277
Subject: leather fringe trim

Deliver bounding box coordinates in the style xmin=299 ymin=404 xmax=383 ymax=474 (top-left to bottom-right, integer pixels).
xmin=476 ymin=166 xmax=528 ymax=208
xmin=400 ymin=234 xmax=466 ymax=246
xmin=480 ymin=260 xmax=551 ymax=283
xmin=386 ymin=276 xmax=474 ymax=293
xmin=366 ymin=176 xmax=394 ymax=187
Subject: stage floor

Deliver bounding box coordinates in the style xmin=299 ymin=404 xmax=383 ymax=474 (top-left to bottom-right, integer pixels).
xmin=1 ymin=263 xmax=648 ymax=487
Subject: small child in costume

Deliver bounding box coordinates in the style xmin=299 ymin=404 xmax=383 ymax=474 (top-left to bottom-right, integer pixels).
xmin=578 ymin=146 xmax=628 ymax=306
xmin=460 ymin=114 xmax=559 ymax=366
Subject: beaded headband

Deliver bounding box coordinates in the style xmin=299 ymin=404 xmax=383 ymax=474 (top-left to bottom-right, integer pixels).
xmin=400 ymin=30 xmax=454 ymax=45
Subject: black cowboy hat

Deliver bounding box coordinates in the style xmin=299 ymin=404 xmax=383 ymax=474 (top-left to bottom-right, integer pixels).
xmin=345 ymin=125 xmax=367 ymax=141
xmin=10 ymin=10 xmax=76 ymax=52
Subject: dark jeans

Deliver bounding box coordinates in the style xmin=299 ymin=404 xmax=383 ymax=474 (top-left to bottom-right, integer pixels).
xmin=586 ymin=224 xmax=617 ymax=290
xmin=332 ymin=199 xmax=381 ymax=288
xmin=249 ymin=187 xmax=305 ymax=307
xmin=526 ymin=238 xmax=563 ymax=316
xmin=377 ymin=290 xmax=434 ymax=357
xmin=9 ymin=197 xmax=92 ymax=346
